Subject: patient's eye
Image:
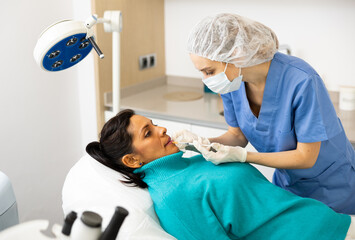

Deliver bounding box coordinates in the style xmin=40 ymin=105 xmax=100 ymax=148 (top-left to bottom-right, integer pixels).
xmin=145 ymin=131 xmax=151 ymax=138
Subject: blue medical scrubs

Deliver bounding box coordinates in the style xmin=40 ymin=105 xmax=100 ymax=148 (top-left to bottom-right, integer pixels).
xmin=221 ymin=52 xmax=355 ymax=214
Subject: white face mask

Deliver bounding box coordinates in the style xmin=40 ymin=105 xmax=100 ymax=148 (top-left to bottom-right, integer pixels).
xmin=202 ymin=63 xmax=243 ymax=94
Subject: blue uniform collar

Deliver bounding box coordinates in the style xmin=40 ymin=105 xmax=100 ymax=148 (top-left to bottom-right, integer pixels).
xmin=134 ymin=151 xmax=186 ymax=184
xmin=241 ymin=52 xmax=284 ymax=132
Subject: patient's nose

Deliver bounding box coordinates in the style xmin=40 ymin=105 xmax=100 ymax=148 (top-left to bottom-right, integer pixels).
xmin=158 ymin=126 xmax=167 ymax=135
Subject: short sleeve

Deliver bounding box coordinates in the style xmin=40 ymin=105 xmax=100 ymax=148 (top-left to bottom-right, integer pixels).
xmin=294 ymin=75 xmax=341 ymax=143
xmin=221 ymin=93 xmax=239 ymax=128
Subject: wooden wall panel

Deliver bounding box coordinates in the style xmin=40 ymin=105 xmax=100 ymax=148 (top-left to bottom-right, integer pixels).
xmin=92 ymin=0 xmax=165 ymax=131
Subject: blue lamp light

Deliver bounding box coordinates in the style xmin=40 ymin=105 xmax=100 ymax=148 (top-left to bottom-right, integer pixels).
xmin=34 ymin=11 xmax=122 ymax=114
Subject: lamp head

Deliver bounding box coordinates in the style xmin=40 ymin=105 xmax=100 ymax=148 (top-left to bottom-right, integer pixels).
xmin=33 ymin=20 xmax=93 ymax=71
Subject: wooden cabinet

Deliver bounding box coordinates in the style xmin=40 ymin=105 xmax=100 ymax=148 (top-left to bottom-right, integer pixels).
xmin=92 ymin=0 xmax=165 ymax=131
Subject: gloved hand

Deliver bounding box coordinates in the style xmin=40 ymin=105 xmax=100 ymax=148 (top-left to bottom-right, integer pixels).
xmin=171 ymin=130 xmax=210 ymax=152
xmin=193 ymin=141 xmax=247 ymax=165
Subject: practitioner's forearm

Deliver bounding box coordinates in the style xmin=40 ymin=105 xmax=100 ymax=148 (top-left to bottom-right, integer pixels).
xmin=209 ymin=127 xmax=248 ymax=147
xmin=246 ymin=142 xmax=321 ymax=169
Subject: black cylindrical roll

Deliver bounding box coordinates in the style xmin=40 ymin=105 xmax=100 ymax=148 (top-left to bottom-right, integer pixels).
xmin=62 ymin=211 xmax=77 ymax=236
xmin=99 ymin=206 xmax=129 ymax=240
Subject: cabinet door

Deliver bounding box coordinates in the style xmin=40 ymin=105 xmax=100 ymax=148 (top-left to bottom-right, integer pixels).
xmin=191 ymin=124 xmax=257 ymax=152
xmin=150 ymin=118 xmax=191 ymax=136
xmin=190 ymin=124 xmax=225 ymax=138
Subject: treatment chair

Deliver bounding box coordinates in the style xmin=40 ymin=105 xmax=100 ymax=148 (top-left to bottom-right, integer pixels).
xmin=0 ymin=171 xmax=19 ymax=231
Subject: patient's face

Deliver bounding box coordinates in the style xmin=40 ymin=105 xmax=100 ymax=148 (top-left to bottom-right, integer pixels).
xmin=127 ymin=115 xmax=179 ymax=165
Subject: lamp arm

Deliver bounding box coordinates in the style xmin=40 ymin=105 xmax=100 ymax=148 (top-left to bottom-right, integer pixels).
xmin=84 ymin=14 xmax=109 ymax=59
xmin=86 ymin=11 xmax=122 ymax=115
xmin=103 ymin=11 xmax=122 ymax=115
xmin=112 ymin=31 xmax=120 ymax=114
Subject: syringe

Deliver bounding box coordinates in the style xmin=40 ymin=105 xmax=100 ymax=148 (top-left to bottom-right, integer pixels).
xmin=172 ymin=142 xmax=217 ymax=153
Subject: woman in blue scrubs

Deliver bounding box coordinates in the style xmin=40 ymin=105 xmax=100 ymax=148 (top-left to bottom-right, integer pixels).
xmin=174 ymin=13 xmax=355 ymax=214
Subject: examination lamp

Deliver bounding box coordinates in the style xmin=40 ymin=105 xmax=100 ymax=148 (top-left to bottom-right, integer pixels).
xmin=33 ymin=11 xmax=122 ymax=114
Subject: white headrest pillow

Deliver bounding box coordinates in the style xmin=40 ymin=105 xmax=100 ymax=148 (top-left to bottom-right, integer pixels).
xmin=62 ymin=154 xmax=176 ymax=240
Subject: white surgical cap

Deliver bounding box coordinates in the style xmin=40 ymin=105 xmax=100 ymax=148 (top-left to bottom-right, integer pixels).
xmin=187 ymin=13 xmax=279 ymax=67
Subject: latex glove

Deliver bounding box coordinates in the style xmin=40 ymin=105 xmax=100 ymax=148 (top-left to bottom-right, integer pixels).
xmin=171 ymin=130 xmax=210 ymax=151
xmin=193 ymin=141 xmax=247 ymax=165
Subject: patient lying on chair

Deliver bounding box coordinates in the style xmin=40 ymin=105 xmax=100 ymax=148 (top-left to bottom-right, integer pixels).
xmin=86 ymin=109 xmax=354 ymax=240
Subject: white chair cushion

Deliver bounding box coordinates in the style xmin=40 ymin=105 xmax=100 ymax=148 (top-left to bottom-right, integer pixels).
xmin=62 ymin=155 xmax=175 ymax=240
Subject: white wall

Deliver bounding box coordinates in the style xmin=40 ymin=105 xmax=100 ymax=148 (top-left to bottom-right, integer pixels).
xmin=0 ymin=0 xmax=96 ymax=225
xmin=165 ymin=0 xmax=355 ymax=90
xmin=73 ymin=1 xmax=98 ymax=153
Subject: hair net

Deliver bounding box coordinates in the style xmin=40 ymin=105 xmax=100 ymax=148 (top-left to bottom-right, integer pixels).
xmin=187 ymin=13 xmax=279 ymax=67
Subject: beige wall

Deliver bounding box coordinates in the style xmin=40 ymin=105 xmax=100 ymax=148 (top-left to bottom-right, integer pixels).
xmin=92 ymin=0 xmax=165 ymax=130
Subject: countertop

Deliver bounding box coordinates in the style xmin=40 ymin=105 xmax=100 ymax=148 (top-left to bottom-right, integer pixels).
xmin=120 ymin=84 xmax=227 ymax=129
xmin=119 ymin=81 xmax=355 ymax=143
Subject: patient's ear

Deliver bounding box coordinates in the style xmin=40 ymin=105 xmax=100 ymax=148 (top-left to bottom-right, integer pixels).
xmin=121 ymin=154 xmax=142 ymax=168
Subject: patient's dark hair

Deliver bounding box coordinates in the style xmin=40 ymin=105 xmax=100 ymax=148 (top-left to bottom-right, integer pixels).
xmin=86 ymin=109 xmax=147 ymax=188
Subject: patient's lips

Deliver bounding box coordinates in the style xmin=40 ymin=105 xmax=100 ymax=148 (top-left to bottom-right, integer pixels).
xmin=165 ymin=137 xmax=173 ymax=147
